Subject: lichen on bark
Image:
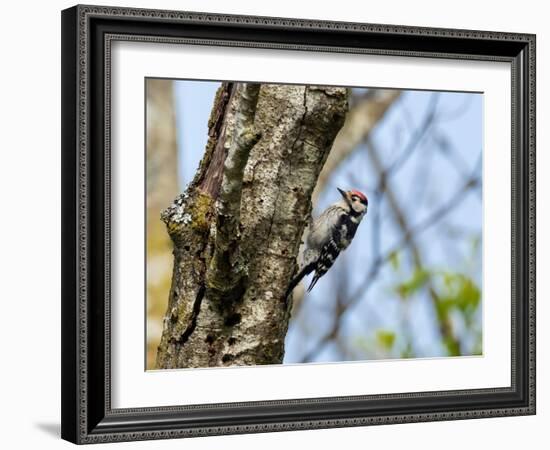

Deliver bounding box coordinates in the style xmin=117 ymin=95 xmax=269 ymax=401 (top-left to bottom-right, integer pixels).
xmin=156 ymin=83 xmax=348 ymax=369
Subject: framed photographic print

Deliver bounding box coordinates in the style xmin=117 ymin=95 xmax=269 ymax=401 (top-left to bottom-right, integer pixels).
xmin=61 ymin=4 xmax=536 ymax=444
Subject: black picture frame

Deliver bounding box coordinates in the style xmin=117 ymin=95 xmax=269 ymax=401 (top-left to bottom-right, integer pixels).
xmin=61 ymin=4 xmax=536 ymax=444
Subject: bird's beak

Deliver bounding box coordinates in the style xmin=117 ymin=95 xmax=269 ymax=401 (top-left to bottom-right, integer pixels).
xmin=337 ymin=187 xmax=347 ymax=199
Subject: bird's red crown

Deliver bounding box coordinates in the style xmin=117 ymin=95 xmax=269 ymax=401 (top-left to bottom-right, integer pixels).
xmin=351 ymin=189 xmax=368 ymax=204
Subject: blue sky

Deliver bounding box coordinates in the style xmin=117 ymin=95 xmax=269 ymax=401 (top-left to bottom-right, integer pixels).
xmin=174 ymin=81 xmax=219 ymax=188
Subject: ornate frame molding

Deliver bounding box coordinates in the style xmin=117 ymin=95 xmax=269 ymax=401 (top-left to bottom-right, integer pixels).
xmin=61 ymin=4 xmax=536 ymax=444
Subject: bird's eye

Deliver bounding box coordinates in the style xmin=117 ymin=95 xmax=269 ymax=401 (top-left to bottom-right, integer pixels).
xmin=351 ymin=195 xmax=358 ymax=201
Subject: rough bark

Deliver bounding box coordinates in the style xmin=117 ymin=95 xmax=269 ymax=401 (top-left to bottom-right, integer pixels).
xmin=156 ymin=83 xmax=348 ymax=368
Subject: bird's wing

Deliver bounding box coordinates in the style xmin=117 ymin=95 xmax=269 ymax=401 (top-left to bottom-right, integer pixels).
xmin=306 ymin=212 xmax=352 ymax=292
xmin=307 ymin=205 xmax=346 ymax=250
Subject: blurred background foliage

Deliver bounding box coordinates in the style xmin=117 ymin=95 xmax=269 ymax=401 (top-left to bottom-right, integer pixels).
xmin=146 ymin=79 xmax=482 ymax=369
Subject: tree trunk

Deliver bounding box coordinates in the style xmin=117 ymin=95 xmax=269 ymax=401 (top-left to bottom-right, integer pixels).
xmin=156 ymin=83 xmax=348 ymax=368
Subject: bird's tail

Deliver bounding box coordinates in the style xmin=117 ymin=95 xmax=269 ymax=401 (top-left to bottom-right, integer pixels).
xmin=285 ymin=261 xmax=316 ymax=300
xmin=306 ymin=273 xmax=322 ymax=293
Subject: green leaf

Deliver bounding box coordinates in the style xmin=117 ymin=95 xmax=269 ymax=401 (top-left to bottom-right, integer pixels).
xmin=457 ymin=277 xmax=481 ymax=311
xmin=433 ymin=272 xmax=481 ymax=329
xmin=470 ymin=235 xmax=481 ymax=253
xmin=388 ymin=250 xmax=400 ymax=271
xmin=395 ymin=268 xmax=430 ymax=299
xmin=376 ymin=330 xmax=396 ymax=351
xmin=443 ymin=335 xmax=461 ymax=357
xmin=400 ymin=342 xmax=415 ymax=358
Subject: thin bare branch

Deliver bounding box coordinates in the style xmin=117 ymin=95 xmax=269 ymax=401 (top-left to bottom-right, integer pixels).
xmin=312 ymin=90 xmax=401 ymax=203
xmin=353 ymin=172 xmax=481 ymax=305
xmin=367 ymin=136 xmax=462 ymax=353
xmin=367 ymin=93 xmax=439 ymax=206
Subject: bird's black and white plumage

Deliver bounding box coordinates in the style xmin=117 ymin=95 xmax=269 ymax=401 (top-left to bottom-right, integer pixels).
xmin=286 ymin=188 xmax=368 ymax=297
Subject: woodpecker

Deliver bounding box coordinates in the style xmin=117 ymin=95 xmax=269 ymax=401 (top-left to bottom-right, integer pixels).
xmin=286 ymin=187 xmax=369 ymax=297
